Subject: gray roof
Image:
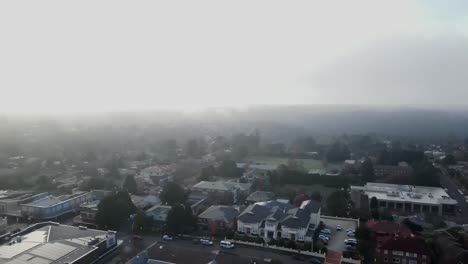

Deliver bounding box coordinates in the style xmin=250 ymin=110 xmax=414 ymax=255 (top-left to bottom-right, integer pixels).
xmin=45 ymin=225 xmax=109 ymax=241
xmin=246 ymin=191 xmax=275 ymax=203
xmin=192 ymin=181 xmax=251 ymax=192
xmin=198 ymin=205 xmax=239 ymax=222
xmin=237 ymin=204 xmax=272 ymax=223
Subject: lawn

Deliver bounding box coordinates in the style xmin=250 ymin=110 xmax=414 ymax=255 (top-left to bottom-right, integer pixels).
xmin=248 ymin=156 xmax=324 ymax=171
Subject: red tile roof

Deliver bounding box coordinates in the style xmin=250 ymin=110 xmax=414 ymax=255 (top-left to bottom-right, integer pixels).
xmin=380 ymin=237 xmax=431 ymax=255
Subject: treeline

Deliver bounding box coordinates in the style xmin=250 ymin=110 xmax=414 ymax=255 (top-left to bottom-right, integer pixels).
xmin=270 ymin=164 xmax=350 ymax=188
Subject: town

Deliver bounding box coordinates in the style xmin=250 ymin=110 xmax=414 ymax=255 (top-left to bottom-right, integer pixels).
xmin=2 ymin=127 xmax=468 ymax=264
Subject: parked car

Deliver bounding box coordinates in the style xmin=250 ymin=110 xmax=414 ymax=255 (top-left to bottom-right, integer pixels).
xmin=319 ymin=235 xmax=330 ymax=241
xmin=220 ymin=240 xmax=235 ymax=249
xmin=321 ymin=229 xmax=331 ymax=234
xmin=336 ymin=225 xmax=342 ymax=230
xmin=200 ymin=239 xmax=214 ymax=246
xmin=346 ymin=229 xmax=354 ymax=233
xmin=346 ymin=232 xmax=355 ymax=237
xmin=309 ymin=258 xmax=322 ymax=264
xmin=162 ymin=235 xmax=173 ymax=241
xmin=346 ymin=245 xmax=356 ymax=250
xmin=344 ymin=239 xmax=357 ymax=245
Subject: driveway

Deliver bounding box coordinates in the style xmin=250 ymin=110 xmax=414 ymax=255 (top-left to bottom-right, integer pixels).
xmin=320 ymin=216 xmax=358 ymax=253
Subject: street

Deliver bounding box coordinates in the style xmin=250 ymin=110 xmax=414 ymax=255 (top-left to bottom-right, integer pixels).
xmin=438 ymin=166 xmax=468 ymax=220
xmin=105 ymin=234 xmax=324 ymax=264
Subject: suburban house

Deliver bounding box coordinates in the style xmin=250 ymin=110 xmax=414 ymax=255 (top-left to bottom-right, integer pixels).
xmin=237 ymin=199 xmax=321 ymax=242
xmin=376 ymin=237 xmax=431 ymax=264
xmin=197 ymin=205 xmax=239 ymax=235
xmin=246 ymin=191 xmax=275 ymax=204
xmin=145 ymin=204 xmax=171 ymax=227
xmin=191 ymin=181 xmax=251 ymax=203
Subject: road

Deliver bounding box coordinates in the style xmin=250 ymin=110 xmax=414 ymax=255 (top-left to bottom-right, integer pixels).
xmin=104 ymin=234 xmax=324 ymax=264
xmin=438 ymin=166 xmax=468 ymax=220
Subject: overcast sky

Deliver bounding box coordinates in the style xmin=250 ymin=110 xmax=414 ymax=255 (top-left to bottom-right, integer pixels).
xmin=0 ymin=1 xmax=467 ymax=113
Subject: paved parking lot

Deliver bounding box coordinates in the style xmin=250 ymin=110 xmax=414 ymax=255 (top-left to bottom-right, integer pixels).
xmin=320 ymin=216 xmax=359 ymax=252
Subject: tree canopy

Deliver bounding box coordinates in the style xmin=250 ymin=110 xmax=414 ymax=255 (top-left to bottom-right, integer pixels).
xmin=123 ymin=174 xmax=138 ymax=194
xmin=218 ymin=159 xmax=242 ymax=178
xmin=166 ymin=204 xmax=196 ymax=234
xmin=326 ymin=191 xmax=349 ymax=217
xmin=360 ymin=158 xmax=375 ymax=183
xmin=96 ymin=191 xmax=136 ymax=230
xmin=326 ymin=141 xmax=350 ymax=162
xmin=160 ymin=182 xmax=186 ymax=206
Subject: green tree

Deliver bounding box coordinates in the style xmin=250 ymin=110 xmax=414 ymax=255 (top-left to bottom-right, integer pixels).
xmin=80 ymin=177 xmax=110 ymax=191
xmin=326 ymin=191 xmax=349 ymax=217
xmin=35 ymin=175 xmax=56 ymax=191
xmin=160 ymin=182 xmax=186 ymax=206
xmin=310 ymin=191 xmax=322 ymax=202
xmin=326 ymin=141 xmax=350 ymax=162
xmin=442 ymin=154 xmax=456 ymax=166
xmin=185 ymin=138 xmax=202 ymax=158
xmin=198 ymin=165 xmax=216 ymax=181
xmin=355 ymin=225 xmax=374 ymax=263
xmin=96 ymin=191 xmax=136 ymax=230
xmin=133 ymin=209 xmax=151 ymax=233
xmin=218 ymin=159 xmax=242 ymax=178
xmin=360 ymin=158 xmax=375 ymax=183
xmin=233 ymin=144 xmax=249 ymax=161
xmin=123 ymin=174 xmax=138 ymax=194
xmin=412 ymin=161 xmax=439 ymax=187
xmin=166 ymin=204 xmax=196 ymax=234
xmin=161 ymin=139 xmax=178 ymax=161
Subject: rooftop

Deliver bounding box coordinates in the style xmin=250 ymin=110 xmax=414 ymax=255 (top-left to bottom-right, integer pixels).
xmin=0 ymin=223 xmax=115 ymax=264
xmin=198 ymin=205 xmax=239 ymax=222
xmin=192 ymin=181 xmax=251 ymax=192
xmin=380 ymin=236 xmax=431 ymax=255
xmin=351 ymin=182 xmax=457 ymax=206
xmin=246 ymin=191 xmax=275 ymax=203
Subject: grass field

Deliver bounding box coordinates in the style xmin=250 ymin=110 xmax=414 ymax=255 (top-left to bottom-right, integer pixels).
xmin=248 ymin=156 xmax=325 ymax=171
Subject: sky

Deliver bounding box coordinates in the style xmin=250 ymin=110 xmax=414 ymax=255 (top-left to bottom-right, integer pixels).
xmin=0 ymin=1 xmax=467 ymax=113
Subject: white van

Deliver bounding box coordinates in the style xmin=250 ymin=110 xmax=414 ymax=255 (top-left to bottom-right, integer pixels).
xmin=220 ymin=240 xmax=235 ymax=249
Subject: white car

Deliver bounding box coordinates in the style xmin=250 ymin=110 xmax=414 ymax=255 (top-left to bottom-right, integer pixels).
xmin=162 ymin=235 xmax=173 ymax=241
xmin=220 ymin=240 xmax=235 ymax=249
xmin=336 ymin=225 xmax=342 ymax=230
xmin=346 ymin=229 xmax=354 ymax=233
xmin=200 ymin=239 xmax=214 ymax=246
xmin=344 ymin=239 xmax=357 ymax=245
xmin=321 ymin=229 xmax=331 ymax=234
xmin=347 ymin=232 xmax=355 ymax=237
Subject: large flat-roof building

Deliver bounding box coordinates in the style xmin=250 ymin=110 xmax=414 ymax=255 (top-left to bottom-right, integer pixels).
xmin=351 ymin=183 xmax=457 ymax=215
xmin=20 ymin=192 xmax=93 ymax=220
xmin=0 ymin=222 xmax=117 ymax=264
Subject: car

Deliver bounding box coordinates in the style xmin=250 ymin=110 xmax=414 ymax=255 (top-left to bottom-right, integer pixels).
xmin=321 ymin=229 xmax=331 ymax=234
xmin=318 ymin=234 xmax=330 ymax=241
xmin=344 ymin=239 xmax=357 ymax=245
xmin=200 ymin=239 xmax=214 ymax=246
xmin=346 ymin=229 xmax=354 ymax=233
xmin=346 ymin=245 xmax=356 ymax=250
xmin=220 ymin=240 xmax=235 ymax=249
xmin=346 ymin=232 xmax=355 ymax=237
xmin=309 ymin=259 xmax=322 ymax=264
xmin=162 ymin=235 xmax=173 ymax=241
xmin=336 ymin=225 xmax=342 ymax=230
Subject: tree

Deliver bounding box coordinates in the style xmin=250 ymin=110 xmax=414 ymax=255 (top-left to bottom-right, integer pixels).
xmin=133 ymin=209 xmax=151 ymax=233
xmin=442 ymin=154 xmax=456 ymax=166
xmin=166 ymin=204 xmax=196 ymax=234
xmin=326 ymin=191 xmax=349 ymax=217
xmin=233 ymin=145 xmax=249 ymax=161
xmin=370 ymin=197 xmax=379 ymax=219
xmin=355 ymin=225 xmax=374 ymax=262
xmin=36 ymin=175 xmax=56 ymax=191
xmin=293 ymin=193 xmax=310 ymax=207
xmin=80 ymin=177 xmax=110 ymax=191
xmin=198 ymin=165 xmax=216 ymax=182
xmin=218 ymin=159 xmax=242 ymax=178
xmin=123 ymin=175 xmax=138 ymax=194
xmin=360 ymin=158 xmax=375 ymax=183
xmin=96 ymin=191 xmax=136 ymax=230
xmin=326 ymin=141 xmax=350 ymax=162
xmin=310 ymin=191 xmax=322 ymax=202
xmin=161 ymin=139 xmax=178 ymax=161
xmin=185 ymin=138 xmax=204 ymax=158
xmin=160 ymin=182 xmax=186 ymax=206
xmin=412 ymin=161 xmax=439 ymax=187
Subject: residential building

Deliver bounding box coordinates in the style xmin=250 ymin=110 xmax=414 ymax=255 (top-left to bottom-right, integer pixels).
xmin=198 ymin=205 xmax=239 ymax=234
xmin=367 ymin=219 xmax=412 ymax=248
xmin=376 ymin=237 xmax=431 ymax=264
xmin=0 ymin=222 xmax=118 ymax=264
xmin=145 ymin=205 xmax=171 ymax=227
xmin=0 ymin=217 xmax=6 ymax=235
xmin=192 ymin=181 xmax=251 ymax=204
xmin=73 ymin=200 xmax=100 ymax=228
xmin=237 ymin=199 xmax=321 ymax=242
xmin=20 ymin=191 xmax=93 ymax=220
xmin=246 ymin=191 xmax=275 ymax=204
xmin=350 ymin=183 xmax=457 ymax=216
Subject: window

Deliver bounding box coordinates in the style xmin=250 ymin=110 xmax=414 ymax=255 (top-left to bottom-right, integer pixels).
xmin=384 ymin=250 xmax=388 ymax=254
xmin=393 ymin=251 xmax=404 ymax=256
xmin=392 ymin=258 xmax=400 ymax=263
xmin=406 ymin=252 xmax=417 ymax=258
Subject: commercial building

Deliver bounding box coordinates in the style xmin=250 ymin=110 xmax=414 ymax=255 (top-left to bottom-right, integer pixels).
xmin=350 ymin=183 xmax=457 ymax=216
xmin=0 ymin=191 xmax=48 ymax=217
xmin=373 ymin=165 xmax=413 ymax=179
xmin=237 ymin=200 xmax=321 ymax=242
xmin=20 ymin=192 xmax=93 ymax=220
xmin=72 ymin=200 xmax=100 ymax=228
xmin=0 ymin=222 xmax=117 ymax=264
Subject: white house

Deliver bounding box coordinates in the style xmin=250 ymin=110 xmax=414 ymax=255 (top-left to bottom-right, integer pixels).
xmin=237 ymin=200 xmax=321 ymax=242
